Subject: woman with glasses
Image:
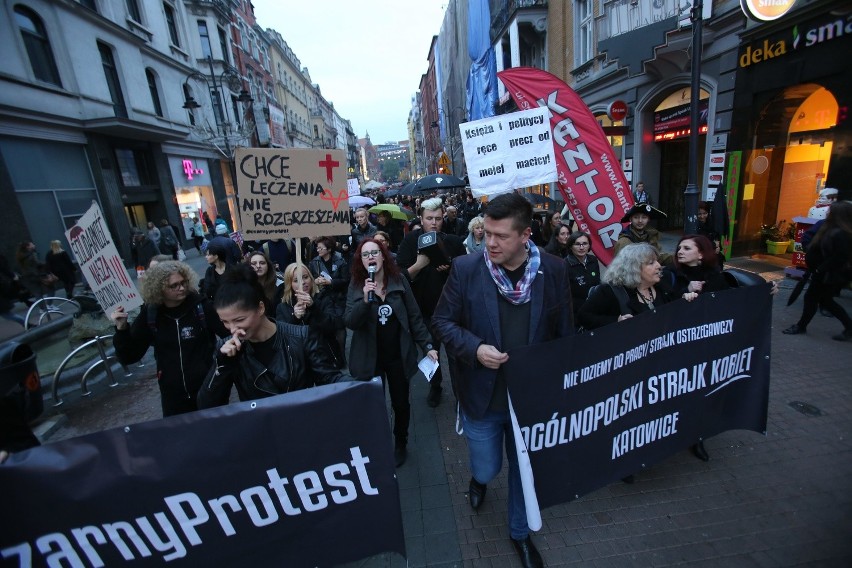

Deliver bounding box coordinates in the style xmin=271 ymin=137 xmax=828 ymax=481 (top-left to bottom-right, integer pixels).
xmin=111 ymin=261 xmax=227 ymax=416
xmin=346 ymin=238 xmax=438 ymax=467
xmin=566 ymin=231 xmax=601 ymax=323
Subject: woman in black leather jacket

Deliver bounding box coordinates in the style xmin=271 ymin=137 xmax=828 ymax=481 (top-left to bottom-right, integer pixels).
xmin=197 ymin=264 xmax=352 ymax=408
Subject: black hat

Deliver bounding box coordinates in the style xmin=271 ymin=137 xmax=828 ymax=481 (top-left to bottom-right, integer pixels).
xmin=621 ymin=202 xmax=668 ymax=223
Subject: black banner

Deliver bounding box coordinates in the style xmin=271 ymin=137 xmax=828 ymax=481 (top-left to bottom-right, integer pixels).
xmin=506 ymin=285 xmax=771 ymax=508
xmin=0 ymin=381 xmax=404 ymax=567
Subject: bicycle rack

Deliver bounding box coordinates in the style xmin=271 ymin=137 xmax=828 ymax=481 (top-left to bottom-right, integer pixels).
xmin=51 ymin=334 xmax=132 ymax=407
xmin=24 ymin=297 xmax=81 ymax=330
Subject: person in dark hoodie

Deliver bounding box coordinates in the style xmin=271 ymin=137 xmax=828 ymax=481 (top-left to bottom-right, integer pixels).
xmin=111 ymin=261 xmax=227 ymax=416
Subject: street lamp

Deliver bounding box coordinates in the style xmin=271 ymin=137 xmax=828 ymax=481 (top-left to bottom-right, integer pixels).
xmin=182 ymin=55 xmax=254 ymax=160
xmin=182 ymin=56 xmax=254 ymax=231
xmin=683 ymin=0 xmax=703 ymax=234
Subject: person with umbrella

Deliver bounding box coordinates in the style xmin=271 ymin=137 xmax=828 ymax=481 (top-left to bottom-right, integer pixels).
xmin=783 ymin=201 xmax=852 ymax=341
xmin=397 ymin=197 xmax=466 ymax=407
xmin=371 ymin=207 xmax=406 ymax=252
xmin=614 ymin=203 xmax=673 ymax=265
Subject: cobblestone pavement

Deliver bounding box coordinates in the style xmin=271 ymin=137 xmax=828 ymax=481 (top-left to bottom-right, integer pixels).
xmin=29 ymin=247 xmax=852 ymax=567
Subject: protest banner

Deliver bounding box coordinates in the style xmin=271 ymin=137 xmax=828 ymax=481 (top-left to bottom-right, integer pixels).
xmin=505 ymin=285 xmax=771 ymax=509
xmin=234 ymin=148 xmax=351 ymax=239
xmin=347 ymin=178 xmax=361 ymax=197
xmin=0 ymin=381 xmax=405 ymax=567
xmin=65 ymin=202 xmax=142 ymax=314
xmin=460 ymin=106 xmax=557 ymax=197
xmin=498 ymin=67 xmax=634 ymax=265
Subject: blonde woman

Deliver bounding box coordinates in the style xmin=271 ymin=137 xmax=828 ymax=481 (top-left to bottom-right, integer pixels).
xmin=275 ymin=263 xmax=345 ymax=368
xmin=464 ymin=216 xmax=485 ymax=254
xmin=111 ymin=261 xmax=226 ymax=416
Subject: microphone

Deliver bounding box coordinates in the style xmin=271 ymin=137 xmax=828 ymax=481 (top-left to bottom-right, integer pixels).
xmin=367 ymin=264 xmax=377 ymax=303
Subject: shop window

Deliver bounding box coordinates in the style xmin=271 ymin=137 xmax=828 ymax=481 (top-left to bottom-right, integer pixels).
xmin=146 ymin=68 xmax=163 ymax=117
xmin=98 ymin=42 xmax=127 ymax=117
xmin=574 ymin=0 xmax=594 ymax=66
xmin=198 ymin=20 xmax=212 ymax=58
xmin=115 ymin=148 xmax=156 ymax=187
xmin=14 ymin=5 xmax=62 ymax=87
xmin=163 ymin=2 xmax=180 ymax=47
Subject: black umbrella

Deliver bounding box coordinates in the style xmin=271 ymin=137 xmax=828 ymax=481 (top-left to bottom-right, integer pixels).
xmin=384 ymin=188 xmax=403 ymax=197
xmin=399 ymin=183 xmax=419 ymax=197
xmin=413 ymin=174 xmax=467 ymax=193
xmin=787 ymin=271 xmax=811 ymax=306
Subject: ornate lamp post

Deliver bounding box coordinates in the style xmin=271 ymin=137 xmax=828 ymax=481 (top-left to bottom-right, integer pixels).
xmin=432 ymin=102 xmax=466 ymax=176
xmin=182 ymin=55 xmax=254 ymax=160
xmin=683 ymin=0 xmax=703 ymax=234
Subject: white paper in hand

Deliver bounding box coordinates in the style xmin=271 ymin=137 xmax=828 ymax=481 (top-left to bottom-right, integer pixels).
xmin=418 ymin=356 xmax=439 ymax=382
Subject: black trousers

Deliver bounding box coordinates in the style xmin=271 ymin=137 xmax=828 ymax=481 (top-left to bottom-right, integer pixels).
xmin=797 ymin=278 xmax=852 ymax=331
xmin=375 ymin=358 xmax=409 ymax=445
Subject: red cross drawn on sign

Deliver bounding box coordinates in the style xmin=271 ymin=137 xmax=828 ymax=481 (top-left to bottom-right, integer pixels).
xmin=318 ymin=153 xmax=339 ymax=184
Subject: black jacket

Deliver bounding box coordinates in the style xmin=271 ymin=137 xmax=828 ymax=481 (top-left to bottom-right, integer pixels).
xmin=197 ymin=321 xmax=352 ymax=407
xmin=113 ymin=293 xmax=226 ymax=415
xmin=664 ymin=264 xmax=730 ymax=296
xmin=578 ymin=282 xmax=677 ymax=330
xmin=396 ymin=229 xmax=466 ymax=318
xmin=308 ymin=251 xmax=349 ymax=317
xmin=565 ymin=253 xmax=601 ymax=320
xmin=345 ymin=274 xmax=434 ymax=380
xmin=276 ymin=293 xmax=345 ymax=368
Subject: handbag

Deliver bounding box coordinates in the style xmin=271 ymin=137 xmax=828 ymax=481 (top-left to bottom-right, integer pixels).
xmin=41 ymin=273 xmax=58 ymax=285
xmin=177 ymin=248 xmax=187 ymax=261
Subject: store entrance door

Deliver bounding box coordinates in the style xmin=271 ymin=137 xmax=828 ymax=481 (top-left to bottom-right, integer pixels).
xmin=658 ymin=140 xmax=688 ymax=231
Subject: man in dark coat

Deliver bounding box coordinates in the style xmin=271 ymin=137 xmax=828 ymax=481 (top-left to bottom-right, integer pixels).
xmin=131 ymin=228 xmax=160 ymax=269
xmin=397 ymin=196 xmax=466 ymax=407
xmin=432 ymin=193 xmax=573 ymax=568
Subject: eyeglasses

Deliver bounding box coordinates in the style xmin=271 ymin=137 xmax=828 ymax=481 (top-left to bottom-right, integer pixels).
xmin=360 ymin=249 xmax=381 ymax=259
xmin=166 ymin=280 xmax=188 ymax=291
xmin=572 ymin=242 xmax=590 ymax=247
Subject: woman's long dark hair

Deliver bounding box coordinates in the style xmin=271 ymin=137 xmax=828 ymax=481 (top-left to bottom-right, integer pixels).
xmin=214 ymin=263 xmax=267 ymax=312
xmin=350 ymin=238 xmax=400 ymax=287
xmin=673 ymin=234 xmax=718 ymax=271
xmin=811 ymin=201 xmax=852 ymax=251
xmin=245 ymin=250 xmax=277 ymax=301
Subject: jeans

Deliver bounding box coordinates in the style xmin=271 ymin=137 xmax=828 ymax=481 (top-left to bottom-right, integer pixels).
xmin=462 ymin=408 xmax=528 ymax=540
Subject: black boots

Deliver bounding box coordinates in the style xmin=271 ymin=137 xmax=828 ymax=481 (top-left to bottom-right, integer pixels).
xmin=468 ymin=477 xmax=487 ymax=510
xmin=691 ymin=440 xmax=710 ymax=462
xmin=782 ymin=324 xmax=806 ymax=334
xmin=511 ymin=536 xmax=544 ymax=568
xmin=394 ymin=439 xmax=407 ymax=468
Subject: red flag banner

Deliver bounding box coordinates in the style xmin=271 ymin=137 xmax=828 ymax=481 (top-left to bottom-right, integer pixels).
xmin=498 ymin=67 xmax=634 ymax=265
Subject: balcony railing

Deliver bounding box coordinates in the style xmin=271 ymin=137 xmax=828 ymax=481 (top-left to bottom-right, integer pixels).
xmin=596 ymin=0 xmax=682 ymax=42
xmin=490 ymin=0 xmax=548 ymax=42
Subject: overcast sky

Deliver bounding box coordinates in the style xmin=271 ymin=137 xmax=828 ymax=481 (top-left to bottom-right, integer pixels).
xmin=251 ymin=0 xmax=448 ymax=145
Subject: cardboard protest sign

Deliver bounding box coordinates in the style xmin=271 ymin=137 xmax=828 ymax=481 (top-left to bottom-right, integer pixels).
xmin=461 ymin=106 xmax=557 ymax=197
xmin=347 ymin=178 xmax=361 ymax=197
xmin=234 ymin=148 xmax=351 ymax=239
xmin=65 ymin=202 xmax=142 ymax=314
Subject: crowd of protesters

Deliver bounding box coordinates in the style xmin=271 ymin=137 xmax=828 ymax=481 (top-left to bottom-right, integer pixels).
xmin=4 ymin=182 xmax=850 ymax=568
